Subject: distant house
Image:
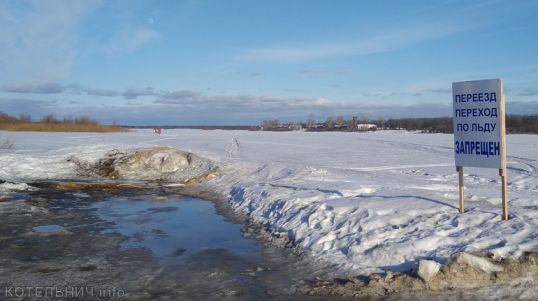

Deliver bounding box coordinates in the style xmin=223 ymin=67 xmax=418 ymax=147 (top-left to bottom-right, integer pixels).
xmin=357 ymin=124 xmax=377 ymax=131
xmin=288 ymin=123 xmax=303 ymax=131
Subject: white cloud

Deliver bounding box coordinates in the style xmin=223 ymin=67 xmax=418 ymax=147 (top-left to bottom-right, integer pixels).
xmin=0 ymin=0 xmax=100 ymax=81
xmin=1 ymin=82 xmax=65 ymax=94
xmin=122 ymin=87 xmax=159 ymax=99
xmin=238 ymin=24 xmax=463 ymax=62
xmin=4 ymin=88 xmax=538 ymax=125
xmin=0 ymin=95 xmax=454 ymax=125
xmin=154 ymin=90 xmax=339 ymax=110
xmin=0 ymin=82 xmax=121 ymax=97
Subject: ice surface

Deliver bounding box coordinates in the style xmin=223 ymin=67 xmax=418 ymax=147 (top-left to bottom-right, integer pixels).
xmin=32 ymin=225 xmax=69 ymax=235
xmin=0 ymin=129 xmax=537 ymax=275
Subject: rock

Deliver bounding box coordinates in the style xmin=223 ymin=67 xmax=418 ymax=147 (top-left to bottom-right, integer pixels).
xmin=417 ymin=259 xmax=441 ymax=282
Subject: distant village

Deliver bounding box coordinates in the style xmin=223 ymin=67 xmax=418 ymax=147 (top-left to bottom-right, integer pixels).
xmin=123 ymin=114 xmax=538 ymax=134
xmin=259 ymin=114 xmax=538 ymax=133
xmin=260 ymin=116 xmax=377 ymax=132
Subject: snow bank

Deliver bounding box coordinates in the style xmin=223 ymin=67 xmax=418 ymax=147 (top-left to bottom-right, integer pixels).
xmin=0 ymin=129 xmax=537 ymax=276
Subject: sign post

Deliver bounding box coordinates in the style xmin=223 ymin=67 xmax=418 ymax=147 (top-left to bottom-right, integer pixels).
xmin=452 ymin=79 xmax=508 ymax=220
xmin=457 ymin=166 xmax=464 ymax=213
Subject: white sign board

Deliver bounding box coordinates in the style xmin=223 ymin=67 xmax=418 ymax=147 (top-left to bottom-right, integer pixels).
xmin=452 ymin=79 xmax=505 ymax=169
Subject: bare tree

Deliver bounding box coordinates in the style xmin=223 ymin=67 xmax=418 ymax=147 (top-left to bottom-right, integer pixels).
xmin=347 ymin=116 xmax=358 ymax=131
xmin=19 ymin=114 xmax=32 ymax=122
xmin=336 ymin=116 xmax=346 ymax=128
xmin=325 ymin=117 xmax=335 ymax=129
xmin=41 ymin=114 xmax=58 ymax=124
xmin=262 ymin=119 xmax=280 ymax=130
xmin=306 ymin=118 xmax=316 ymax=129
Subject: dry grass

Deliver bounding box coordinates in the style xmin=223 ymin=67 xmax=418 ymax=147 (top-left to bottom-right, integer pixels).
xmin=0 ymin=122 xmax=126 ymax=133
xmin=54 ymin=182 xmax=144 ymax=193
xmin=0 ymin=112 xmax=127 ymax=133
xmin=181 ymin=171 xmax=219 ymax=185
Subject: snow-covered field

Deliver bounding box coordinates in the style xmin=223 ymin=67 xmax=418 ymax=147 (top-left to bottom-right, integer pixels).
xmin=1 ymin=129 xmax=537 ymax=275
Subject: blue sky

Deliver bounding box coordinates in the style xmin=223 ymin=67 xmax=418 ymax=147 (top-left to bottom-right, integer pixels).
xmin=1 ymin=0 xmax=538 ymax=125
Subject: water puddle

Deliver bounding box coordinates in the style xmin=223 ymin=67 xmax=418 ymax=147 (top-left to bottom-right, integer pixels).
xmin=93 ymin=196 xmax=261 ymax=259
xmin=0 ymin=186 xmax=359 ymax=300
xmin=32 ymin=225 xmax=69 ymax=235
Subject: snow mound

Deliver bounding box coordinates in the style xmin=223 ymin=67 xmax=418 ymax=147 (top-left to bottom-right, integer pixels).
xmin=70 ymin=147 xmax=218 ymax=181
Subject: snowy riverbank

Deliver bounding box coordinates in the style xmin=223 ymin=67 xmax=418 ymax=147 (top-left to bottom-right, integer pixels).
xmin=1 ymin=129 xmax=537 ymax=277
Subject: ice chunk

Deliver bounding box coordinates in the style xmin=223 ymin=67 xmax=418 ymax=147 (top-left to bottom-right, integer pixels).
xmin=453 ymin=252 xmax=504 ymax=273
xmin=0 ymin=182 xmax=38 ymax=192
xmin=417 ymin=259 xmax=442 ymax=282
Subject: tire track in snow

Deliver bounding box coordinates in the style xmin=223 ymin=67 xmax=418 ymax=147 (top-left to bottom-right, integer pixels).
xmin=344 ymin=163 xmax=454 ymax=172
xmin=262 ymin=182 xmax=344 ymax=197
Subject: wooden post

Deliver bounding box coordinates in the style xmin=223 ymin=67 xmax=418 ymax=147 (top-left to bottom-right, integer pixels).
xmin=500 ymin=168 xmax=509 ymax=220
xmin=499 ymin=81 xmax=509 ymax=220
xmin=458 ymin=166 xmax=464 ymax=213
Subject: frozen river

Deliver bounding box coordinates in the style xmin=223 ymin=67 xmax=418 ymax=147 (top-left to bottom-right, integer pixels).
xmin=0 ymin=129 xmax=536 ymax=299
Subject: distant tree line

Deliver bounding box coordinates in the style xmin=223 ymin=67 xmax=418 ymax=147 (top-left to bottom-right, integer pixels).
xmin=260 ymin=115 xmax=538 ymax=134
xmin=378 ymin=115 xmax=538 ymax=134
xmin=0 ymin=111 xmax=125 ymax=132
xmin=0 ymin=112 xmax=101 ymax=125
xmin=378 ymin=117 xmax=453 ymax=133
xmin=505 ymin=115 xmax=538 ymax=134
xmin=126 ymin=125 xmax=258 ymax=130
